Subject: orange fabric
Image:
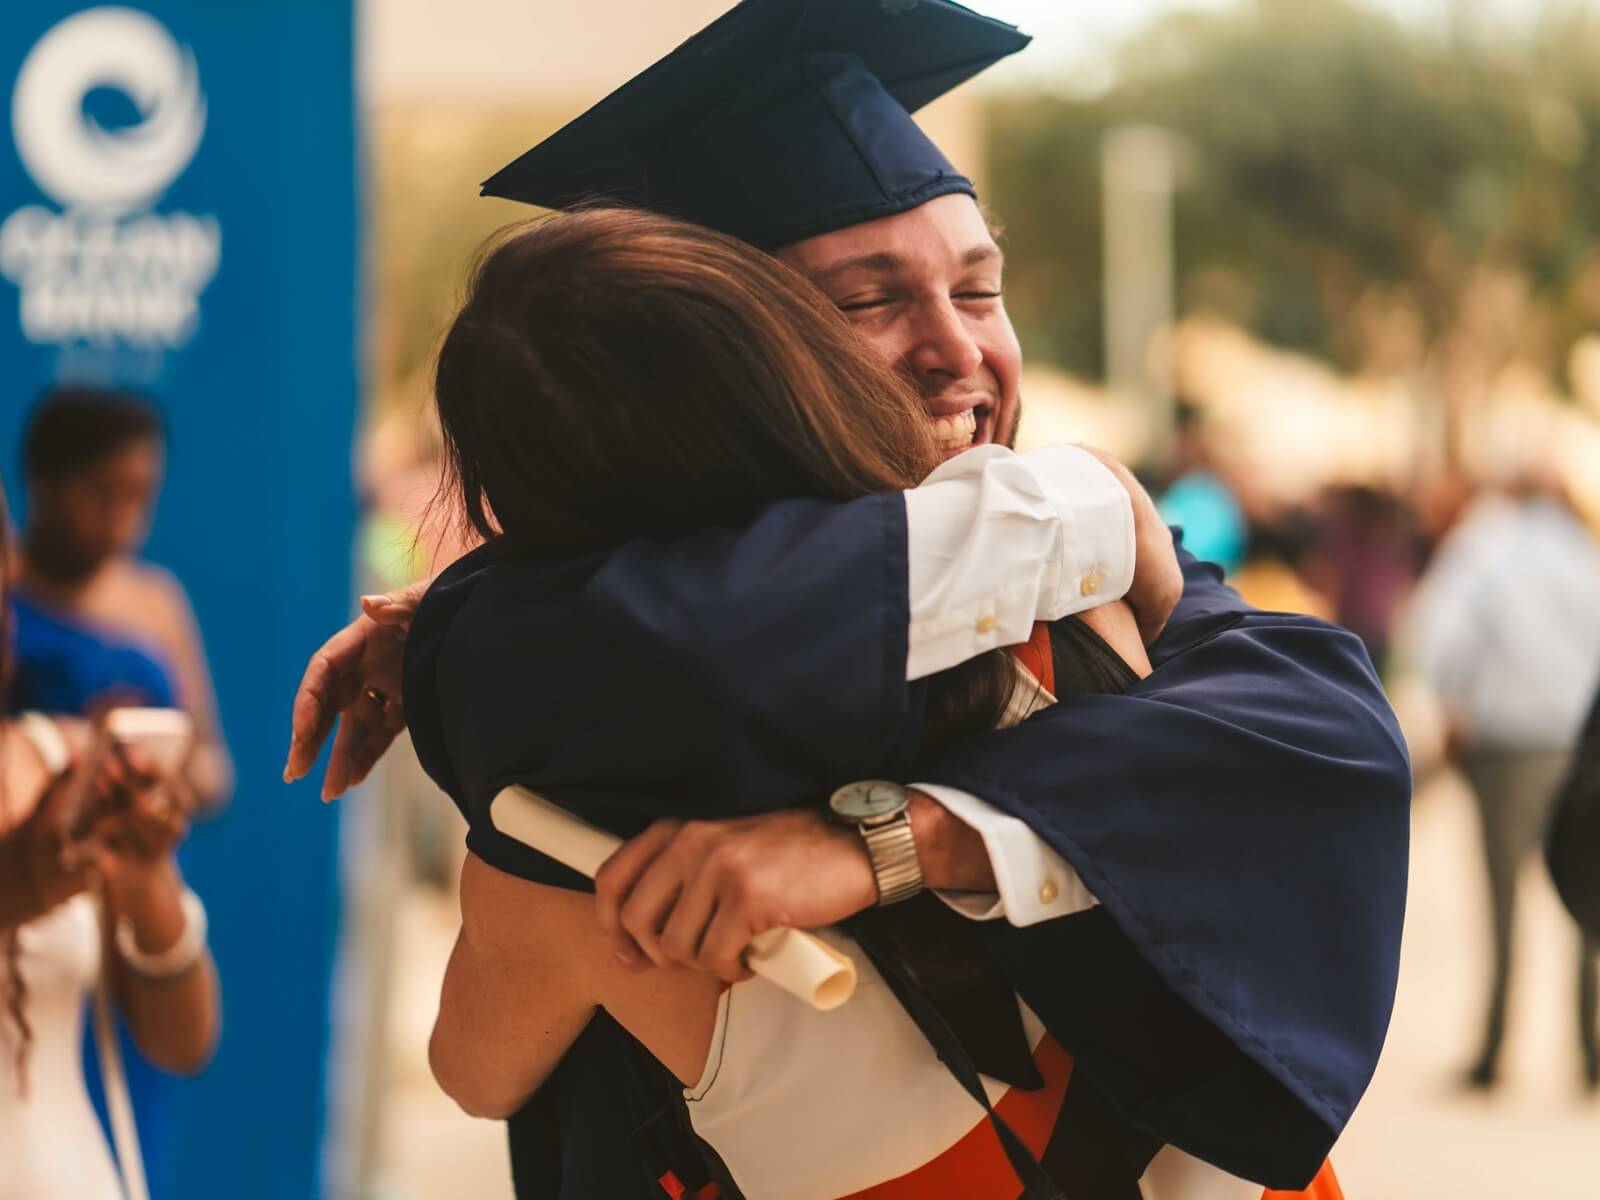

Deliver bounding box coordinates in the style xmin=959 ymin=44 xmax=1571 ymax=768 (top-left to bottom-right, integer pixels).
xmin=1263 ymin=1159 xmax=1344 ymax=1200
xmin=835 ymin=1034 xmax=1074 ymax=1199
xmin=1011 ymin=622 xmax=1056 ymax=696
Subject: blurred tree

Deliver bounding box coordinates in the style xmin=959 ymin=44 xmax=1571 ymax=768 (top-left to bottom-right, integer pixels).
xmin=986 ymin=0 xmax=1600 ymax=404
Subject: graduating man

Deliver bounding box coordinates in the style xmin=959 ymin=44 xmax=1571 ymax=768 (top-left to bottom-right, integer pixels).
xmin=287 ymin=1 xmax=1409 ymax=1194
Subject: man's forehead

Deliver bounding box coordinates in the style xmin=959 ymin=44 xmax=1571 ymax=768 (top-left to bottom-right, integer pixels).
xmin=776 ymin=194 xmax=1000 ymax=281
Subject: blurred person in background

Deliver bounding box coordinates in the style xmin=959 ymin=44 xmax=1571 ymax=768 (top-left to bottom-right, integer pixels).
xmin=11 ymin=388 xmax=232 ymax=806
xmin=1155 ymin=401 xmax=1248 ymax=577
xmin=0 ymin=486 xmax=219 ymax=1200
xmin=1229 ymin=513 xmax=1336 ymax=621
xmin=1302 ymin=485 xmax=1421 ymax=675
xmin=6 ymin=385 xmax=232 ymax=1195
xmin=1403 ymin=465 xmax=1600 ymax=1090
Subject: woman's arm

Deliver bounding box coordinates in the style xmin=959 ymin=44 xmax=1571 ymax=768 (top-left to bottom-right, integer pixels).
xmin=432 ymin=928 xmax=586 ymax=1119
xmin=431 ymin=853 xmax=718 ymax=1119
xmin=301 ymin=443 xmax=1157 ymax=798
xmin=91 ymin=750 xmax=219 ymax=1074
xmin=409 ymin=448 xmax=1154 ymax=836
xmin=103 ymin=856 xmax=220 ymax=1074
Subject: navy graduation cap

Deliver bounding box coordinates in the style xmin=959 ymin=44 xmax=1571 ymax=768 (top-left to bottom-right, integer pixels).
xmin=482 ymin=0 xmax=1030 ymax=248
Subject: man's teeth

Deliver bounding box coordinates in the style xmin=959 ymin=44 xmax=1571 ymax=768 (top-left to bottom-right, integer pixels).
xmin=933 ymin=410 xmax=978 ymax=449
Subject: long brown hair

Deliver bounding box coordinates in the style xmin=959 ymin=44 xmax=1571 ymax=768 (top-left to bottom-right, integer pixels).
xmin=0 ymin=486 xmax=31 ymax=1093
xmin=434 ymin=206 xmax=1013 ymax=747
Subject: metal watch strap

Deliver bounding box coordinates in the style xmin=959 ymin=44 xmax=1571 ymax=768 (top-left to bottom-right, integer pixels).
xmin=862 ymin=815 xmax=922 ymax=906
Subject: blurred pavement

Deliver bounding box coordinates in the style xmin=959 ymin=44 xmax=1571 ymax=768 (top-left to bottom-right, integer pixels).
xmin=1338 ymin=772 xmax=1600 ymax=1198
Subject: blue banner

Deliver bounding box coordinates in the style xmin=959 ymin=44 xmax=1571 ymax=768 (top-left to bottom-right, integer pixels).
xmin=0 ymin=4 xmax=358 ymax=1198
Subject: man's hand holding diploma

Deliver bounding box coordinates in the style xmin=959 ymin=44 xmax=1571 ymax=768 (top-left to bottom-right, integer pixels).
xmin=492 ymin=788 xmax=863 ymax=1009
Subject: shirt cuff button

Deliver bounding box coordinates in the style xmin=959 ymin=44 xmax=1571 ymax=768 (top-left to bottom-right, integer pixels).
xmin=1038 ymin=878 xmax=1060 ymax=904
xmin=976 ymin=614 xmax=997 ymax=634
xmin=1080 ymin=569 xmax=1103 ymax=597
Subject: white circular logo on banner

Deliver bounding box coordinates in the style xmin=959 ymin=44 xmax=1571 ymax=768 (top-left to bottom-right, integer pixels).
xmin=11 ymin=6 xmax=206 ymax=214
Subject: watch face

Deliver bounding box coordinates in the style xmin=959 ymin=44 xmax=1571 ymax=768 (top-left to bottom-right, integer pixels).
xmin=830 ymin=780 xmax=907 ymax=822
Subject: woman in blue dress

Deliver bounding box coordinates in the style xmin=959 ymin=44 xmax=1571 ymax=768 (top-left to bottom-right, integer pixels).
xmin=7 ymin=387 xmax=232 ymax=1197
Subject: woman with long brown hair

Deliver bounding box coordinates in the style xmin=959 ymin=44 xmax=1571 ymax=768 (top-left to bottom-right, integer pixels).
xmin=0 ymin=486 xmax=219 ymax=1200
xmin=404 ymin=208 xmax=1345 ymax=1200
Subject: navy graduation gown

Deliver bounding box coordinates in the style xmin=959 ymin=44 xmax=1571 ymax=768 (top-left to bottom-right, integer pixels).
xmin=405 ymin=492 xmax=1410 ymax=1194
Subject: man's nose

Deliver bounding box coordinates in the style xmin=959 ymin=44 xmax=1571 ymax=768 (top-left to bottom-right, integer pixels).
xmin=903 ymin=298 xmax=983 ymax=385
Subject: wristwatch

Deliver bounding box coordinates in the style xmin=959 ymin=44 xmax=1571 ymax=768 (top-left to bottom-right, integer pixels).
xmin=827 ymin=780 xmax=923 ymax=906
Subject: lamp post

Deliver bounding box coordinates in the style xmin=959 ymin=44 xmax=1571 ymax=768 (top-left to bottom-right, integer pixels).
xmin=1102 ymin=124 xmax=1178 ymax=475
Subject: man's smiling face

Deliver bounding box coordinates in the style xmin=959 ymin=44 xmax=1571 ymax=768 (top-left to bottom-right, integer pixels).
xmin=775 ymin=193 xmax=1023 ymax=459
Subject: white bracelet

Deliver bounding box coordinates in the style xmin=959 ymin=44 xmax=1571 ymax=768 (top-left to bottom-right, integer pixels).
xmin=114 ymin=888 xmax=208 ymax=981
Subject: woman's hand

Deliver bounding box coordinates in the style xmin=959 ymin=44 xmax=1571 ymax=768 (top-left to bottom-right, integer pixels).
xmin=76 ymin=743 xmax=189 ymax=902
xmin=1 ymin=741 xmax=185 ymax=928
xmin=75 ymin=741 xmax=219 ymax=1074
xmin=284 ymin=581 xmax=425 ymax=800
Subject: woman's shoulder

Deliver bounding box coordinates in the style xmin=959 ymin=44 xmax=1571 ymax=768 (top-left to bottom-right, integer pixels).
xmin=55 ymin=560 xmax=191 ymax=669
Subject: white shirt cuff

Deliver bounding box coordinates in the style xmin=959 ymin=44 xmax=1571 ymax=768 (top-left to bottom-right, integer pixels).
xmin=914 ymin=783 xmax=1100 ymax=927
xmin=903 ymin=444 xmax=1135 ymax=681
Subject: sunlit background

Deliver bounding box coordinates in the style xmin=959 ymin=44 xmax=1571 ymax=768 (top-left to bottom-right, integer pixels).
xmin=4 ymin=1 xmax=1600 ymax=1197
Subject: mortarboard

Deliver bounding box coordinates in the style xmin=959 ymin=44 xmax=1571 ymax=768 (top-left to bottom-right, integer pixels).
xmin=481 ymin=0 xmax=1030 ymax=249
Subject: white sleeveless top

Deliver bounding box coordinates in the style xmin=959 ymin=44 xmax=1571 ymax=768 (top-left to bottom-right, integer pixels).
xmin=682 ymin=935 xmax=1276 ymax=1200
xmin=0 ymin=715 xmax=123 ymax=1200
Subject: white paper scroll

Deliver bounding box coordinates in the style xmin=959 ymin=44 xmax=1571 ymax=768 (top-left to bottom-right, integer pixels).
xmin=490 ymin=785 xmax=858 ymax=1011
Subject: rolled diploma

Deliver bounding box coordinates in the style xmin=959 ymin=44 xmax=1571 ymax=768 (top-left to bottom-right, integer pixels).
xmin=491 ymin=785 xmax=858 ymax=1011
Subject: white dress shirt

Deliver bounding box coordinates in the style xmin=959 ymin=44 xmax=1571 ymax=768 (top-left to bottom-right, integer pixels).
xmin=898 ymin=444 xmax=1130 ymax=926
